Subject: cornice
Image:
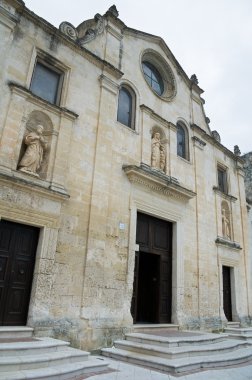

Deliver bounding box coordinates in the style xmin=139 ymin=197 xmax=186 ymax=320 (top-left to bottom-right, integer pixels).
xmin=140 ymin=104 xmax=176 ymax=131
xmin=215 ymin=236 xmax=242 ymax=251
xmin=0 ymin=3 xmax=19 ymax=29
xmin=212 ymin=187 xmax=237 ymax=202
xmin=192 ymin=136 xmax=206 ymax=150
xmin=124 ymin=27 xmax=204 ymax=95
xmin=99 ymin=74 xmax=119 ymax=95
xmin=8 ymin=82 xmax=79 ymax=120
xmin=123 ymin=163 xmax=196 ymax=201
xmin=18 ymin=7 xmax=123 ymax=80
xmin=191 ymin=123 xmax=244 ymax=164
xmin=0 ymin=169 xmax=70 ymax=201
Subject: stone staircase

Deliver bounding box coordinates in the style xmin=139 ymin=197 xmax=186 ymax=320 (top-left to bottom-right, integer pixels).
xmin=224 ymin=326 xmax=252 ymax=342
xmin=0 ymin=326 xmax=108 ymax=380
xmin=102 ymin=325 xmax=252 ymax=375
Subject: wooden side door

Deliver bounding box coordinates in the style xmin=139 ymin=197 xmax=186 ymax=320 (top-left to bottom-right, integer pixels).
xmin=222 ymin=266 xmax=232 ymax=321
xmin=0 ymin=220 xmax=39 ymax=326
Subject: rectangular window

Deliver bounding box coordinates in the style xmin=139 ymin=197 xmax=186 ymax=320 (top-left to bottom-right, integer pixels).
xmin=217 ymin=166 xmax=228 ymax=193
xmin=30 ymin=61 xmax=63 ymax=105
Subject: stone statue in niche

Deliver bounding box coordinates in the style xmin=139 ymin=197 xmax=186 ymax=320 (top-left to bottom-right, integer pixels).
xmin=151 ymin=132 xmax=166 ymax=172
xmin=18 ymin=124 xmax=47 ymax=177
xmin=222 ymin=207 xmax=231 ymax=240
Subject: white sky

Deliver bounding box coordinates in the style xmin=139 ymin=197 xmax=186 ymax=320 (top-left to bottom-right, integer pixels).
xmin=24 ymin=0 xmax=252 ymax=154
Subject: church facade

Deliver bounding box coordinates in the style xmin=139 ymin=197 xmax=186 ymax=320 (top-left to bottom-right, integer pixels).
xmin=0 ymin=0 xmax=251 ymax=350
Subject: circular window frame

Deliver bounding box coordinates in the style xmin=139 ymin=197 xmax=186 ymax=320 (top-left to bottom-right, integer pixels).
xmin=141 ymin=50 xmax=176 ymax=101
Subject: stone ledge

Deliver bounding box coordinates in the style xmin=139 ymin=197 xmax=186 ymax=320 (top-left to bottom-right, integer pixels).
xmin=0 ymin=168 xmax=69 ymax=201
xmin=123 ymin=163 xmax=196 ymax=201
xmin=213 ymin=186 xmax=238 ymax=202
xmin=8 ymin=82 xmax=79 ymax=120
xmin=215 ymin=236 xmax=242 ymax=250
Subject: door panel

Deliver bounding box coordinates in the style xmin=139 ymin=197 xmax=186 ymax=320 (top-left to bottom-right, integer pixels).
xmin=152 ymin=220 xmax=170 ymax=251
xmin=131 ymin=212 xmax=172 ymax=323
xmin=136 ymin=214 xmax=149 ymax=250
xmin=0 ymin=220 xmax=39 ymax=326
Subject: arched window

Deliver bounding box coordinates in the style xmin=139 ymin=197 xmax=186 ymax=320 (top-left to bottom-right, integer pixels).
xmin=117 ymin=86 xmax=135 ymax=129
xmin=177 ymin=122 xmax=189 ymax=160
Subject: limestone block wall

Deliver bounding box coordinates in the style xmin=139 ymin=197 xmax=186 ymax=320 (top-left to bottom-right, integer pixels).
xmin=0 ymin=0 xmax=250 ymax=350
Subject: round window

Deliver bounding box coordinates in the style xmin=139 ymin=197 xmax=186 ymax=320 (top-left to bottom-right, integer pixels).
xmin=142 ymin=61 xmax=164 ymax=96
xmin=141 ymin=50 xmax=176 ymax=101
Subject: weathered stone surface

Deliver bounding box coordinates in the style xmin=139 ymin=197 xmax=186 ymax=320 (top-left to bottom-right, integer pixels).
xmin=0 ymin=1 xmax=250 ymax=352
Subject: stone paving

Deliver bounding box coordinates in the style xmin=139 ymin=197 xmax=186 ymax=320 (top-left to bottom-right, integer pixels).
xmin=78 ymin=356 xmax=252 ymax=380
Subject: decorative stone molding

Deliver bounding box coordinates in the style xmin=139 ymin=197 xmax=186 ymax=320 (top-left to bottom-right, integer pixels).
xmin=215 ymin=236 xmax=242 ymax=250
xmin=0 ymin=168 xmax=69 ymax=199
xmin=190 ymin=74 xmax=199 ymax=85
xmin=192 ymin=136 xmax=206 ymax=150
xmin=107 ymin=5 xmax=119 ymax=18
xmin=213 ymin=186 xmax=237 ymax=202
xmin=58 ymin=21 xmax=78 ymax=41
xmin=191 ymin=124 xmax=244 ymax=165
xmin=8 ymin=82 xmax=78 ymax=120
xmin=59 ymin=13 xmax=105 ymax=46
xmin=212 ymin=130 xmax=221 ymax=142
xmin=106 ymin=24 xmax=123 ymax=41
xmin=234 ymin=145 xmax=241 ymax=156
xmin=123 ymin=163 xmax=196 ymax=201
xmin=0 ymin=2 xmax=19 ymax=30
xmin=140 ymin=104 xmax=176 ymax=130
xmin=99 ymin=74 xmax=119 ymax=95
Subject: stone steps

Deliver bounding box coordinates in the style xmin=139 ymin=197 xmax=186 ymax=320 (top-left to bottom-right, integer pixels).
xmin=102 ymin=345 xmax=252 ymax=375
xmin=101 ymin=331 xmax=252 ymax=375
xmin=0 ymin=337 xmax=70 ymax=356
xmin=125 ymin=332 xmax=226 ymax=347
xmin=0 ymin=327 xmax=108 ymax=379
xmin=114 ymin=338 xmax=249 ymax=359
xmin=0 ymin=345 xmax=89 ymax=371
xmin=224 ymin=327 xmax=252 ymax=342
xmin=132 ymin=323 xmax=179 ymax=333
xmin=0 ymin=327 xmax=33 ymax=339
xmin=226 ymin=321 xmax=241 ymax=329
xmin=0 ymin=359 xmax=108 ymax=380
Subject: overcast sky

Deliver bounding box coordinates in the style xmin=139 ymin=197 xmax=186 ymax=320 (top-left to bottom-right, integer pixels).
xmin=24 ymin=0 xmax=252 ymax=155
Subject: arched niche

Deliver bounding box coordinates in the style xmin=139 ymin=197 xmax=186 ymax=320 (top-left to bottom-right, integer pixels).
xmin=221 ymin=200 xmax=232 ymax=240
xmin=17 ymin=110 xmax=53 ymax=180
xmin=150 ymin=126 xmax=167 ymax=173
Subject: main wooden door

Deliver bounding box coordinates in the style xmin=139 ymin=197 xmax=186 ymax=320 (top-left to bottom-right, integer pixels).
xmin=0 ymin=220 xmax=39 ymax=326
xmin=131 ymin=212 xmax=172 ymax=323
xmin=222 ymin=266 xmax=232 ymax=321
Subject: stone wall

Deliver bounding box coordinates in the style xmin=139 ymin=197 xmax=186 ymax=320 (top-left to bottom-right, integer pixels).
xmin=0 ymin=0 xmax=251 ymax=350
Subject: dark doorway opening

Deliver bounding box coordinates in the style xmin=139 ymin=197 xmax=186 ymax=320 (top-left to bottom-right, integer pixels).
xmin=0 ymin=220 xmax=39 ymax=326
xmin=131 ymin=212 xmax=172 ymax=324
xmin=137 ymin=252 xmax=160 ymax=323
xmin=222 ymin=265 xmax=232 ymax=321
